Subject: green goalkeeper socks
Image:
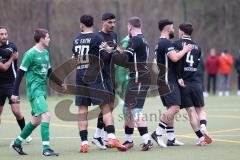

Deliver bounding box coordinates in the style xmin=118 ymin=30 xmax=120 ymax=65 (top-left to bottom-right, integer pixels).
xmin=41 ymin=122 xmax=50 ymax=151
xmin=15 ymin=122 xmax=36 ymax=145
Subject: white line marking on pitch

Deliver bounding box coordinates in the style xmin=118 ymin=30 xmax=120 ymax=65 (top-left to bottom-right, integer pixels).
xmin=0 ymin=135 xmax=240 ymax=140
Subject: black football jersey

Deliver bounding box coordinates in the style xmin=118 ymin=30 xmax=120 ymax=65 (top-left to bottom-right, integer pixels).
xmin=124 ymin=34 xmax=149 ymax=80
xmin=155 ymin=37 xmax=177 ymax=83
xmin=174 ymin=37 xmax=202 ymax=83
xmin=72 ymin=32 xmax=106 ymax=82
xmin=0 ymin=41 xmax=18 ymax=84
xmin=98 ymin=31 xmax=117 ymax=79
xmin=72 ymin=32 xmax=104 ymax=68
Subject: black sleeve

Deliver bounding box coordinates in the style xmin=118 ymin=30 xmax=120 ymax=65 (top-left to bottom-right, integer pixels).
xmin=72 ymin=41 xmax=75 ymax=54
xmin=130 ymin=37 xmax=139 ymax=50
xmin=122 ymin=37 xmax=138 ymax=59
xmin=0 ymin=48 xmax=13 ymax=57
xmin=112 ymin=51 xmax=129 ymax=68
xmin=12 ymin=69 xmax=25 ymax=96
xmin=165 ymin=40 xmax=175 ymax=55
xmin=112 ymin=38 xmax=139 ymax=68
xmin=123 ymin=47 xmax=134 ymax=59
xmin=97 ymin=35 xmax=113 ymax=62
xmin=72 ymin=39 xmax=78 ymax=58
xmin=9 ymin=43 xmax=18 ymax=52
xmin=100 ymin=48 xmax=112 ymax=62
xmin=48 ymin=68 xmax=63 ymax=86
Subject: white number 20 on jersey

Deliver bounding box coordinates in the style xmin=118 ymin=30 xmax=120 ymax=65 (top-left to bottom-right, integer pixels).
xmin=75 ymin=45 xmax=90 ymax=64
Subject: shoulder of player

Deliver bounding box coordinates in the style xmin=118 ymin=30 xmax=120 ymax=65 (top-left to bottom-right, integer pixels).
xmin=72 ymin=33 xmax=82 ymax=43
xmin=158 ymin=38 xmax=172 ymax=44
xmin=157 ymin=38 xmax=173 ymax=48
xmin=131 ymin=35 xmax=143 ymax=43
xmin=188 ymin=40 xmax=200 ymax=50
xmin=97 ymin=31 xmax=117 ymax=40
xmin=5 ymin=41 xmax=17 ymax=51
xmin=96 ymin=31 xmax=104 ymax=37
xmin=173 ymin=39 xmax=182 ymax=45
xmin=43 ymin=49 xmax=49 ymax=54
xmin=94 ymin=32 xmax=105 ymax=41
xmin=112 ymin=32 xmax=118 ymax=38
xmin=173 ymin=39 xmax=183 ymax=49
xmin=22 ymin=48 xmax=34 ymax=58
xmin=7 ymin=41 xmax=16 ymax=47
xmin=25 ymin=47 xmax=46 ymax=55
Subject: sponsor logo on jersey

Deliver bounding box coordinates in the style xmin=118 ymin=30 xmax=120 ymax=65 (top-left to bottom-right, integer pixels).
xmin=184 ymin=67 xmax=197 ymax=72
xmin=168 ymin=47 xmax=174 ymax=51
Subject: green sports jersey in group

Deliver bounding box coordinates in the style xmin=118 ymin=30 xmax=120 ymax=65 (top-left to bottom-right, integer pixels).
xmin=20 ymin=47 xmax=51 ymax=100
xmin=115 ymin=35 xmax=130 ymax=120
xmin=115 ymin=35 xmax=130 ymax=99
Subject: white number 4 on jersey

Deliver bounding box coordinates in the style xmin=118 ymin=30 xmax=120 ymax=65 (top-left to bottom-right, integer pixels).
xmin=186 ymin=52 xmax=194 ymax=67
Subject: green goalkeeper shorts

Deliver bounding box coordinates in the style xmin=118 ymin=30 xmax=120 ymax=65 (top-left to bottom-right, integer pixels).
xmin=30 ymin=96 xmax=48 ymax=116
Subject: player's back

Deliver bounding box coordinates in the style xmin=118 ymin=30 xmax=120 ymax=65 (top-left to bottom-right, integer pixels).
xmin=174 ymin=37 xmax=202 ymax=84
xmin=72 ymin=32 xmax=103 ymax=82
xmin=128 ymin=34 xmax=149 ymax=79
xmin=155 ymin=38 xmax=177 ymax=82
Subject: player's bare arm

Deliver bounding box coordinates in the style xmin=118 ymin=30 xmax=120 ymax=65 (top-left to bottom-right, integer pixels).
xmin=0 ymin=53 xmax=15 ymax=71
xmin=168 ymin=44 xmax=192 ymax=62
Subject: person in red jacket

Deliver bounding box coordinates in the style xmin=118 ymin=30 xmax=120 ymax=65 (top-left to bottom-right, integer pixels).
xmin=218 ymin=49 xmax=234 ymax=96
xmin=205 ymin=48 xmax=219 ymax=95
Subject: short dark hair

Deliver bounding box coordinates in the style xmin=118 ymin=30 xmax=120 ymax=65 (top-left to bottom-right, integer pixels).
xmin=34 ymin=28 xmax=49 ymax=43
xmin=179 ymin=23 xmax=193 ymax=35
xmin=80 ymin=14 xmax=94 ymax=27
xmin=102 ymin=12 xmax=115 ymax=21
xmin=128 ymin=17 xmax=142 ymax=28
xmin=158 ymin=19 xmax=173 ymax=31
xmin=0 ymin=26 xmax=7 ymax=30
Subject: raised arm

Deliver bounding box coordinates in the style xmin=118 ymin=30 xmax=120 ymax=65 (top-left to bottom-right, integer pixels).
xmin=0 ymin=56 xmax=13 ymax=71
xmin=0 ymin=53 xmax=17 ymax=71
xmin=168 ymin=44 xmax=192 ymax=62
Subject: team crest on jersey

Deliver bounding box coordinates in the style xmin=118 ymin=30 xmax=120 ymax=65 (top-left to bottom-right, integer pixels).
xmin=40 ymin=64 xmax=48 ymax=73
xmin=74 ymin=39 xmax=79 ymax=45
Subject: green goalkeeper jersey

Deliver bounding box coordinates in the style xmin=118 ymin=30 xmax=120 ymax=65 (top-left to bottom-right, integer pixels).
xmin=115 ymin=35 xmax=130 ymax=99
xmin=19 ymin=47 xmax=51 ymax=100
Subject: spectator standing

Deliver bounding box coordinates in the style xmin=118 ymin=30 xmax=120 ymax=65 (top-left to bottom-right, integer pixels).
xmin=218 ymin=49 xmax=233 ymax=96
xmin=234 ymin=50 xmax=240 ymax=96
xmin=205 ymin=48 xmax=219 ymax=95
